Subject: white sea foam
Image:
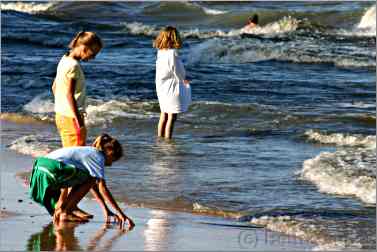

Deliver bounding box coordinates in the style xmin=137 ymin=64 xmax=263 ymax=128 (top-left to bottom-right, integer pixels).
xmin=182 ymin=29 xmax=234 ymax=39
xmin=241 ymin=16 xmax=300 ymax=35
xmin=251 ymin=215 xmax=363 ymax=250
xmin=299 ymin=147 xmax=376 ymax=204
xmin=188 ymin=37 xmax=297 ymax=64
xmin=201 ymin=6 xmax=227 ymax=15
xmin=337 ymin=5 xmax=376 ymax=37
xmin=188 ymin=2 xmax=228 ymax=15
xmin=123 ymin=16 xmax=298 ymax=40
xmin=337 ymin=102 xmax=376 ymax=109
xmin=312 ymin=243 xmax=362 ymax=251
xmin=8 ymin=135 xmax=53 ymax=157
xmin=357 ymin=5 xmax=376 ymax=31
xmin=123 ymin=22 xmax=159 ymax=37
xmin=85 ymin=100 xmax=159 ymax=126
xmin=190 ymin=16 xmax=299 ymax=38
xmin=188 ymin=36 xmax=375 ymax=68
xmin=334 ymin=58 xmax=376 ymax=68
xmin=22 ymin=95 xmax=160 ymax=125
xmin=122 ymin=21 xmax=231 ymax=39
xmin=1 ymin=2 xmax=54 ymax=14
xmin=23 ymin=94 xmax=54 ymax=122
xmin=304 ymin=130 xmax=376 ymax=148
xmin=23 ymin=94 xmax=54 ymax=114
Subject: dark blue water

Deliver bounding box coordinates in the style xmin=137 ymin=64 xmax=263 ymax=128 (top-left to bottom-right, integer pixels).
xmin=1 ymin=1 xmax=376 ymax=249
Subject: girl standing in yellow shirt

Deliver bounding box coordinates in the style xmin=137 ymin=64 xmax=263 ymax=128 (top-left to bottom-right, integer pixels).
xmin=52 ymin=31 xmax=103 ymax=147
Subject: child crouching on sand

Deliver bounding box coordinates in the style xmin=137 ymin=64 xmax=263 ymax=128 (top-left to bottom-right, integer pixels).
xmin=29 ymin=134 xmax=134 ymax=229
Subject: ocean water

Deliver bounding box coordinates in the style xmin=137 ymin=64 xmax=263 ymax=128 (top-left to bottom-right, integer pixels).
xmin=1 ymin=1 xmax=376 ymax=250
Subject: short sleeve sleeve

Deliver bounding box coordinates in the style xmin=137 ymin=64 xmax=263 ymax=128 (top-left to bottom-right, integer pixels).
xmin=65 ymin=64 xmax=80 ymax=80
xmin=81 ymin=152 xmax=105 ymax=179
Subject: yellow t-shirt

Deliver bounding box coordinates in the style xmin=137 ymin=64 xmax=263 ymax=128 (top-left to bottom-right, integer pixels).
xmin=54 ymin=55 xmax=86 ymax=117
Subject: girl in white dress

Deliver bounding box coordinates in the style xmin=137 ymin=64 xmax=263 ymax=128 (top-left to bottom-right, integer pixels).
xmin=153 ymin=26 xmax=192 ymax=139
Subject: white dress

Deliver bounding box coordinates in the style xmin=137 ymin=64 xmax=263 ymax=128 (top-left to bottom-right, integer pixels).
xmin=155 ymin=49 xmax=191 ymax=113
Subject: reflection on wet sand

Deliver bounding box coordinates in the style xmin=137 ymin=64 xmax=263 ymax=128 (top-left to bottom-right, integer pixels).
xmin=54 ymin=222 xmax=81 ymax=251
xmin=150 ymin=139 xmax=186 ymax=192
xmin=27 ymin=222 xmax=81 ymax=251
xmin=87 ymin=223 xmax=131 ymax=251
xmin=143 ymin=140 xmax=183 ymax=250
xmin=27 ymin=221 xmax=130 ymax=251
xmin=144 ymin=210 xmax=171 ymax=251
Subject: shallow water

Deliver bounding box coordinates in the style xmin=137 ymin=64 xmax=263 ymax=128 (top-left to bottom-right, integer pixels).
xmin=2 ymin=1 xmax=376 ymax=249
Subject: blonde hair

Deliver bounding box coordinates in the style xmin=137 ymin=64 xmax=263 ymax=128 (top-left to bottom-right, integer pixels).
xmin=68 ymin=31 xmax=103 ymax=51
xmin=153 ymin=26 xmax=182 ymax=50
xmin=92 ymin=134 xmax=123 ymax=162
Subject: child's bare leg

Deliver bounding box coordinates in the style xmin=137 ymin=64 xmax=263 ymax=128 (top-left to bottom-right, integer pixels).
xmin=54 ymin=188 xmax=87 ymax=222
xmin=59 ymin=178 xmax=96 ymax=222
xmin=54 ymin=188 xmax=68 ymax=222
xmin=164 ymin=113 xmax=177 ymax=139
xmin=158 ymin=112 xmax=167 ymax=137
xmin=66 ymin=188 xmax=93 ymax=219
xmin=55 ymin=188 xmax=68 ymax=210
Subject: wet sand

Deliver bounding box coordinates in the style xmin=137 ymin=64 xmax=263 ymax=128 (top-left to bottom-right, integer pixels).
xmin=0 ymin=138 xmax=314 ymax=251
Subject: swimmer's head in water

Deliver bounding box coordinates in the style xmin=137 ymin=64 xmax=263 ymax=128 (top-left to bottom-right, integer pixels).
xmin=248 ymin=14 xmax=259 ymax=25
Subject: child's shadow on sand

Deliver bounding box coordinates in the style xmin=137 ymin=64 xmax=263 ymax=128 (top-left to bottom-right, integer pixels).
xmin=27 ymin=221 xmax=131 ymax=251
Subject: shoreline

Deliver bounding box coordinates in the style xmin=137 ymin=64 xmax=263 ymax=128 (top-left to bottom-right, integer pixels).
xmin=0 ymin=131 xmax=314 ymax=251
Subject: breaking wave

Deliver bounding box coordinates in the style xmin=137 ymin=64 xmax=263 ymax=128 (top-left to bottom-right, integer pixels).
xmin=304 ymin=130 xmax=376 ymax=148
xmin=1 ymin=2 xmax=55 ymax=14
xmin=8 ymin=135 xmax=56 ymax=157
xmin=85 ymin=100 xmax=160 ymax=125
xmin=122 ymin=16 xmax=300 ymax=39
xmin=299 ymin=139 xmax=376 ymax=204
xmin=21 ymin=95 xmax=161 ymax=126
xmin=334 ymin=5 xmax=376 ymax=37
xmin=22 ymin=94 xmax=55 ymax=122
xmin=21 ymin=94 xmax=282 ymax=127
xmin=250 ymin=214 xmax=372 ymax=250
xmin=190 ymin=2 xmax=228 ymax=15
xmin=122 ymin=22 xmax=159 ymax=37
xmin=240 ymin=16 xmax=300 ymax=35
xmin=356 ymin=5 xmax=376 ymax=36
xmin=188 ymin=36 xmax=375 ymax=68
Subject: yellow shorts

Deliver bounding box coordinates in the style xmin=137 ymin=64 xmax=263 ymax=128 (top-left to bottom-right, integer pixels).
xmin=55 ymin=113 xmax=87 ymax=147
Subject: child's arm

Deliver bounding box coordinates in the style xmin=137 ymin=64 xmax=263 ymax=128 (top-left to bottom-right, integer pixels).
xmin=97 ymin=179 xmax=135 ymax=228
xmin=52 ymin=79 xmax=56 ymax=96
xmin=66 ymin=78 xmax=84 ymax=127
xmin=90 ymin=183 xmax=118 ymax=222
xmin=171 ymin=51 xmax=190 ymax=86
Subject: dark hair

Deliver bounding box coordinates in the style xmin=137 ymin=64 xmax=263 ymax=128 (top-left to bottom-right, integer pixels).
xmin=249 ymin=14 xmax=259 ymax=25
xmin=92 ymin=134 xmax=123 ymax=162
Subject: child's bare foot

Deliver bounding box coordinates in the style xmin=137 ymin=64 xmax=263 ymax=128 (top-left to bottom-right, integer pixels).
xmin=59 ymin=212 xmax=88 ymax=222
xmin=72 ymin=207 xmax=94 ymax=219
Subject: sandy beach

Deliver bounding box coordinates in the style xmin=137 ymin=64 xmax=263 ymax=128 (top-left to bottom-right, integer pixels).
xmin=0 ymin=127 xmax=314 ymax=251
